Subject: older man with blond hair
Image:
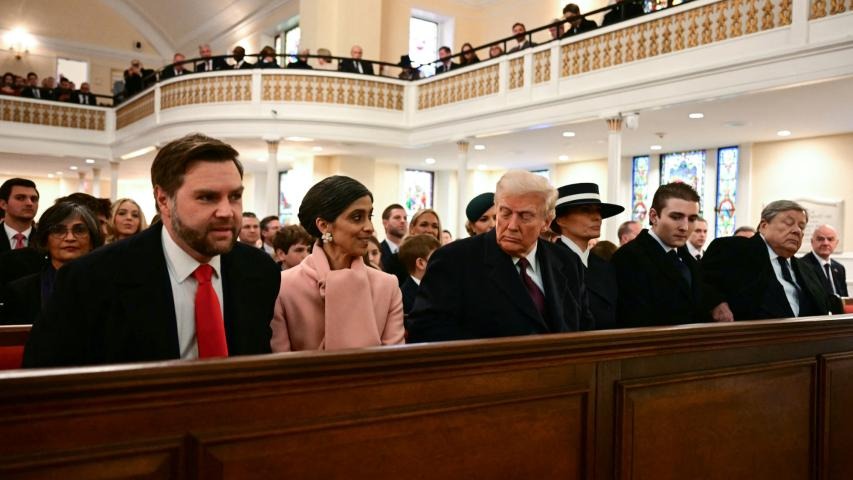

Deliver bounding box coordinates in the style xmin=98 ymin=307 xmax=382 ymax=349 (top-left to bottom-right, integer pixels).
xmin=407 ymin=170 xmax=594 ymax=342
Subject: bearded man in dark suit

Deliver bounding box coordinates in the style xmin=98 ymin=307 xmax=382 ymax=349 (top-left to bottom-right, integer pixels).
xmin=24 ymin=133 xmax=281 ymax=367
xmin=703 ymin=201 xmax=842 ymax=322
xmin=407 ymin=170 xmax=594 ymax=342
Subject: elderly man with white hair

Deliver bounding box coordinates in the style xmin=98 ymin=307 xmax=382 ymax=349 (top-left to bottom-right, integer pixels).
xmin=801 ymin=224 xmax=848 ymax=297
xmin=407 ymin=170 xmax=594 ymax=343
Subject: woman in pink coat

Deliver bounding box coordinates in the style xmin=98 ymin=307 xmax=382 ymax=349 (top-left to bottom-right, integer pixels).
xmin=271 ymin=176 xmax=405 ymax=351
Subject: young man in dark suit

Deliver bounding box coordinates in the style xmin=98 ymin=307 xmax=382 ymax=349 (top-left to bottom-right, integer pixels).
xmin=379 ymin=203 xmax=408 ymax=285
xmin=24 ymin=134 xmax=281 ymax=367
xmin=434 ymin=46 xmax=458 ymax=75
xmin=407 ymin=170 xmax=594 ymax=342
xmin=338 ymin=45 xmax=375 ymax=75
xmin=612 ymin=182 xmax=704 ymax=327
xmin=552 ymin=183 xmax=623 ymax=329
xmin=800 ymin=224 xmax=847 ymax=297
xmin=0 ymin=178 xmax=39 ymax=253
xmin=704 ymin=202 xmax=843 ymax=321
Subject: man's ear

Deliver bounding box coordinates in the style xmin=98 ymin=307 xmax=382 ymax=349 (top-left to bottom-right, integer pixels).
xmin=153 ymin=186 xmax=170 ymax=214
xmin=648 ymin=207 xmax=659 ymax=227
xmin=416 ymin=257 xmax=428 ymax=271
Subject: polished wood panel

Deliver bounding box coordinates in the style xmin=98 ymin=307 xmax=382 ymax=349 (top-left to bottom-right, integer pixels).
xmin=820 ymin=352 xmax=853 ymax=479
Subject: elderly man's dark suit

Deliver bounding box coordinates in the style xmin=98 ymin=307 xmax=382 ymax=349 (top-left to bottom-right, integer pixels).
xmin=703 ymin=234 xmax=841 ymax=320
xmin=407 ymin=229 xmax=594 ymax=343
xmin=800 ymin=251 xmax=848 ymax=297
xmin=23 ymin=223 xmax=281 ymax=368
xmin=612 ymin=229 xmax=704 ymax=327
xmin=339 ymin=59 xmax=375 ymax=75
xmin=557 ymin=239 xmax=618 ymax=329
xmin=379 ymin=239 xmax=408 ymax=286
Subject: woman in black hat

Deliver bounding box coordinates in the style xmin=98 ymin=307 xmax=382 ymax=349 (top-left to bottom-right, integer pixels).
xmin=464 ymin=192 xmax=496 ymax=236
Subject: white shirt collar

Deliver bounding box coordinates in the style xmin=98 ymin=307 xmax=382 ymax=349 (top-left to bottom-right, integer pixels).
xmin=512 ymin=243 xmax=538 ymax=272
xmin=410 ymin=275 xmax=421 ymax=286
xmin=386 ymin=238 xmax=400 ymax=254
xmin=4 ymin=223 xmax=32 ymax=243
xmin=560 ymin=235 xmax=589 ymax=267
xmin=812 ymin=251 xmax=831 ymax=266
xmin=686 ymin=242 xmax=704 ymax=258
xmin=161 ymin=226 xmax=221 ymax=283
xmin=761 ymin=234 xmax=787 ymax=263
xmin=648 ymin=228 xmax=675 ymax=253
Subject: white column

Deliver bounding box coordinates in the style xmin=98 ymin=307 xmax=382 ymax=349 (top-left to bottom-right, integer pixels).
xmin=109 ymin=161 xmax=120 ymax=201
xmin=456 ymin=140 xmax=469 ymax=237
xmin=264 ymin=137 xmax=281 ymax=217
xmin=92 ymin=167 xmax=102 ymax=197
xmin=77 ymin=171 xmax=87 ymax=193
xmin=606 ymin=117 xmax=623 ymax=242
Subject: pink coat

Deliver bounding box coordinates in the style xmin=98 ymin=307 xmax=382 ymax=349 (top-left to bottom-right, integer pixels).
xmin=270 ymin=245 xmax=405 ymax=351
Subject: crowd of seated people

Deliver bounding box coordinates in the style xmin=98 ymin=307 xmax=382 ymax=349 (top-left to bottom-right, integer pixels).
xmin=0 ymin=132 xmax=846 ymax=370
xmin=1 ymin=71 xmax=101 ymax=105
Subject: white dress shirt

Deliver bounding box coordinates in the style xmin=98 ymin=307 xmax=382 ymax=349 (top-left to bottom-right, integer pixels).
xmin=386 ymin=238 xmax=400 ymax=254
xmin=560 ymin=235 xmax=589 ymax=267
xmin=4 ymin=223 xmax=32 ymax=248
xmin=686 ymin=242 xmax=704 ymax=260
xmin=263 ymin=242 xmax=275 ymax=256
xmin=512 ymin=243 xmax=544 ymax=293
xmin=812 ymin=251 xmax=837 ymax=295
xmin=410 ymin=275 xmax=421 ymax=286
xmin=161 ymin=227 xmax=225 ymax=359
xmin=763 ymin=236 xmax=800 ymax=316
xmin=648 ymin=229 xmax=676 ymax=254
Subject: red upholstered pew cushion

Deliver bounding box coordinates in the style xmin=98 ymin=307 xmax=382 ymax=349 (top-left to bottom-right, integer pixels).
xmin=0 ymin=346 xmax=24 ymax=370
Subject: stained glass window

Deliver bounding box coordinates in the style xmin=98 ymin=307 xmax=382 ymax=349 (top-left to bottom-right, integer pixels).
xmin=715 ymin=147 xmax=739 ymax=237
xmin=631 ymin=156 xmax=650 ymax=222
xmin=660 ymin=150 xmax=706 ymax=215
xmin=403 ymin=169 xmax=434 ymax=216
xmin=278 ymin=170 xmax=294 ymax=225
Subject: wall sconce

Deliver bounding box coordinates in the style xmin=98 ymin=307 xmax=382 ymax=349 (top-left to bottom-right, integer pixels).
xmin=4 ymin=28 xmax=35 ymax=60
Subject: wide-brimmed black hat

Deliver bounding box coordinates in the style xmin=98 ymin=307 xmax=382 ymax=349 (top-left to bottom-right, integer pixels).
xmin=465 ymin=192 xmax=494 ymax=223
xmin=399 ymin=55 xmax=414 ymax=68
xmin=554 ymin=182 xmax=624 ymax=219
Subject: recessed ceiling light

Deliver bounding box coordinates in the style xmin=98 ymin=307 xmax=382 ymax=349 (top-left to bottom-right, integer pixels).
xmin=47 ymin=173 xmax=55 ymax=178
xmin=311 ymin=146 xmax=323 ymax=152
xmin=120 ymin=146 xmax=155 ymax=160
xmin=285 ymin=136 xmax=314 ymax=142
xmin=424 ymin=157 xmax=436 ymax=164
xmin=777 ymin=130 xmax=792 ymax=137
xmin=477 ymin=164 xmax=487 ymax=170
xmin=562 ymin=131 xmax=576 ymax=137
xmin=69 ymin=166 xmax=79 ymax=170
xmin=650 ymin=145 xmax=662 ymax=151
xmin=473 ymin=144 xmax=486 ymax=151
xmin=85 ymin=159 xmax=96 ymax=164
xmin=558 ymin=155 xmax=570 ymax=161
xmin=688 ymin=113 xmax=704 ymax=119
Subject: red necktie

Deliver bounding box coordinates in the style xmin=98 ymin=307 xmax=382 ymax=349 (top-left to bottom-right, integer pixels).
xmin=517 ymin=257 xmax=546 ymax=318
xmin=12 ymin=233 xmax=25 ymax=249
xmin=193 ymin=264 xmax=228 ymax=358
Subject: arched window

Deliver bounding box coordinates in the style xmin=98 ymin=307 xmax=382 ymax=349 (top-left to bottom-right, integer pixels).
xmin=631 ymin=156 xmax=650 ymax=222
xmin=714 ymin=146 xmax=739 ymax=237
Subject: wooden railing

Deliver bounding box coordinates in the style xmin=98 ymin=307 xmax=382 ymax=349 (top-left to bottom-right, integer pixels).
xmin=1 ymin=315 xmax=852 ymax=479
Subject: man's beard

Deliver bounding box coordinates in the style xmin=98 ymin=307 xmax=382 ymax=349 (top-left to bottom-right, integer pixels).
xmin=390 ymin=225 xmax=407 ymax=238
xmin=170 ymin=203 xmax=238 ymax=258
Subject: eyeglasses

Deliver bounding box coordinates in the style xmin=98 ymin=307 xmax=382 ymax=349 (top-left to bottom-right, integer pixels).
xmin=48 ymin=224 xmax=90 ymax=239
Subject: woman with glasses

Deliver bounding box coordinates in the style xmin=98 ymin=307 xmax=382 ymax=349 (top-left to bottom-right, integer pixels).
xmin=2 ymin=202 xmax=103 ymax=325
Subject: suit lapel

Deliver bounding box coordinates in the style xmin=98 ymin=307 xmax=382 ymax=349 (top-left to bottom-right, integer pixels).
xmin=482 ymin=232 xmax=549 ymax=331
xmin=220 ymin=246 xmax=272 ymax=352
xmin=638 ymin=232 xmax=691 ymax=295
xmin=538 ymin=241 xmax=570 ymax=332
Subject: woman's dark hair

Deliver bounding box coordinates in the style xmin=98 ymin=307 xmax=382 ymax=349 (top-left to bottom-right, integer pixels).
xmin=298 ymin=176 xmax=373 ymax=238
xmin=33 ymin=201 xmax=104 ymax=252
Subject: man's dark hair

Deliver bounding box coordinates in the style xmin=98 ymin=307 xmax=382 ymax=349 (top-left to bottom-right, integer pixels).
xmin=512 ymin=22 xmax=526 ymax=30
xmin=563 ymin=3 xmax=581 ymax=15
xmin=382 ymin=203 xmax=405 ymax=221
xmin=298 ymin=176 xmax=373 ymax=238
xmin=0 ymin=178 xmax=39 ymax=202
xmin=33 ymin=201 xmax=104 ymax=251
xmin=439 ymin=46 xmax=452 ymax=55
xmin=150 ymin=133 xmax=242 ymax=197
xmin=272 ymin=225 xmax=313 ymax=254
xmin=260 ymin=215 xmax=279 ymax=231
xmin=650 ymin=182 xmax=700 ymax=217
xmin=242 ymin=212 xmax=258 ymax=219
xmin=26 ymin=72 xmax=37 ymax=79
xmin=56 ymin=193 xmax=111 ymax=220
xmin=398 ymin=234 xmax=441 ymax=275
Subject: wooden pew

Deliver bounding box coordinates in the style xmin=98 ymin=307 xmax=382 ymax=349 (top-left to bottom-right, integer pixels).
xmin=1 ymin=315 xmax=853 ymax=479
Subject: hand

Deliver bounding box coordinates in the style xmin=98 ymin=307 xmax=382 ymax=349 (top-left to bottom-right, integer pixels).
xmin=712 ymin=302 xmax=734 ymax=322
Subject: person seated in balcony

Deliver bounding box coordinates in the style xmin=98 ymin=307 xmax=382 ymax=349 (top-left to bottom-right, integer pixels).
xmin=160 ymin=53 xmax=191 ymax=80
xmin=41 ymin=76 xmax=57 ymax=100
xmin=603 ymin=0 xmax=645 ymax=27
xmin=287 ymin=49 xmax=314 ymax=70
xmin=55 ymin=77 xmax=73 ymax=103
xmin=489 ymin=44 xmax=504 ymax=59
xmin=315 ymin=48 xmax=337 ymax=71
xmin=562 ymin=3 xmax=599 ymax=37
xmin=459 ymin=43 xmax=480 ymax=67
xmin=256 ymin=46 xmax=280 ymax=68
xmin=435 ymin=46 xmax=458 ymax=75
xmin=270 ymin=175 xmax=404 ymax=351
xmin=339 ymin=45 xmax=375 ymax=75
xmin=398 ymin=55 xmax=420 ymax=80
xmin=195 ymin=44 xmax=228 ymax=72
xmin=123 ymin=59 xmax=151 ymax=98
xmin=71 ymin=82 xmax=97 ymax=106
xmin=20 ymin=72 xmax=44 ymax=100
xmin=0 ymin=72 xmax=18 ymax=96
xmin=508 ymin=23 xmax=536 ymax=53
xmin=4 ymin=201 xmax=103 ymax=325
xmin=230 ymin=46 xmax=254 ymax=70
xmin=549 ymin=18 xmax=565 ymax=39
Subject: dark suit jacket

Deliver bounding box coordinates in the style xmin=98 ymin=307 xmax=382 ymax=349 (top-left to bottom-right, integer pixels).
xmin=0 ymin=248 xmax=47 ymax=324
xmin=407 ymin=230 xmax=594 ymax=343
xmin=703 ymin=234 xmax=841 ymax=320
xmin=4 ymin=271 xmax=41 ymax=325
xmin=435 ymin=62 xmax=458 ymax=74
xmin=611 ymin=229 xmax=704 ymax=327
xmin=603 ymin=0 xmax=645 ymax=26
xmin=380 ymin=240 xmax=408 ymax=286
xmin=287 ymin=60 xmax=313 ymax=70
xmin=23 ymin=223 xmax=281 ymax=368
xmin=339 ymin=59 xmax=375 ymax=75
xmin=257 ymin=59 xmax=281 ymax=69
xmin=401 ymin=276 xmax=418 ymax=317
xmin=564 ymin=19 xmax=599 ymax=37
xmin=159 ymin=66 xmax=191 ymax=81
xmin=71 ymin=91 xmax=97 ymax=105
xmin=557 ymin=239 xmax=618 ymax=329
xmin=800 ymin=252 xmax=848 ymax=297
xmin=195 ymin=57 xmax=230 ymax=72
xmin=20 ymin=86 xmax=48 ymax=100
xmin=232 ymin=60 xmax=255 ymax=70
xmin=508 ymin=41 xmax=537 ymax=53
